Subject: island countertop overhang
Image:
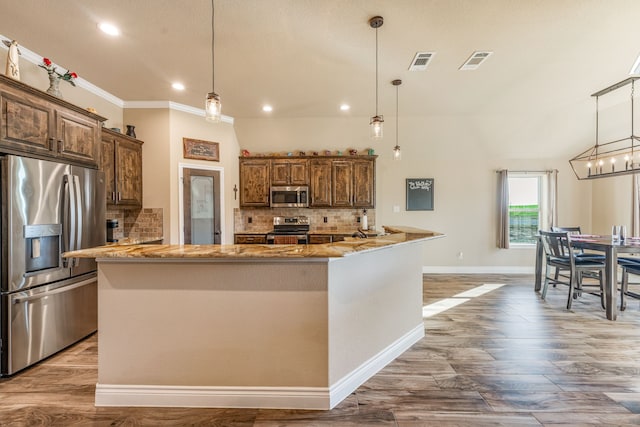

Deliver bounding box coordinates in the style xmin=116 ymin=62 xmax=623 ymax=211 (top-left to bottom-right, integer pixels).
xmin=63 ymin=226 xmax=444 ymax=260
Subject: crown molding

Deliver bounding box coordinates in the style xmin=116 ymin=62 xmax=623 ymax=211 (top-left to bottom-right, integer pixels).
xmin=0 ymin=34 xmax=233 ymax=123
xmin=124 ymin=101 xmax=234 ymax=124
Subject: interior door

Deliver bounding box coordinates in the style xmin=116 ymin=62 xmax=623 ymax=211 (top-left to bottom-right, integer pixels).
xmin=183 ymin=168 xmax=221 ymax=244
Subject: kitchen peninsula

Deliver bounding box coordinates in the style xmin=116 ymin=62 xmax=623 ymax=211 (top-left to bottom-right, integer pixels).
xmin=64 ymin=226 xmax=443 ymax=410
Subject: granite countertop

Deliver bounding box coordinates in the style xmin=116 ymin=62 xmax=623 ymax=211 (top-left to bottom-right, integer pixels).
xmin=234 ymin=229 xmax=379 ymax=236
xmin=110 ymin=237 xmax=164 ymax=245
xmin=64 ymin=227 xmax=443 ymax=260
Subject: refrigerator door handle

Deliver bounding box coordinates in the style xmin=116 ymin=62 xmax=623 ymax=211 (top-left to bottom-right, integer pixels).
xmin=73 ymin=175 xmax=82 ymax=267
xmin=61 ymin=175 xmax=71 ymax=268
xmin=11 ymin=277 xmax=96 ymax=304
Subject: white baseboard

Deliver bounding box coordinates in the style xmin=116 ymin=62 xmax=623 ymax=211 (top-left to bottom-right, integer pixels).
xmin=328 ymin=323 xmax=424 ymax=408
xmin=423 ymin=266 xmax=534 ymax=274
xmin=95 ymin=324 xmax=425 ymax=410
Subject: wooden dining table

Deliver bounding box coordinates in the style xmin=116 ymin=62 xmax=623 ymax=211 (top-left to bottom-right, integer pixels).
xmin=534 ymin=234 xmax=640 ymax=321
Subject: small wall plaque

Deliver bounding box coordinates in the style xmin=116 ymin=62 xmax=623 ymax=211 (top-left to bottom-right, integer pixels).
xmin=183 ymin=138 xmax=219 ymax=162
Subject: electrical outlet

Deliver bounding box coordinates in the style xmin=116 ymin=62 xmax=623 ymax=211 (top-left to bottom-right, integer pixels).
xmin=457 ymin=251 xmax=463 ymax=260
xmin=393 ymin=205 xmax=400 ymax=213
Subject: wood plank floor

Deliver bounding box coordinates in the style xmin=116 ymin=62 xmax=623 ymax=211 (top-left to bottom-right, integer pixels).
xmin=2 ymin=274 xmax=640 ymax=426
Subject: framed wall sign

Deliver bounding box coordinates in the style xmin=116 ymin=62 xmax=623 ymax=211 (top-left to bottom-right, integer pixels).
xmin=406 ymin=178 xmax=434 ymax=211
xmin=183 ymin=138 xmax=220 ymax=162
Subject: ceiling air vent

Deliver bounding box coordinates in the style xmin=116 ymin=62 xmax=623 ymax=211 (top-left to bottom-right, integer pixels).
xmin=408 ymin=52 xmax=435 ymax=71
xmin=459 ymin=51 xmax=493 ymax=71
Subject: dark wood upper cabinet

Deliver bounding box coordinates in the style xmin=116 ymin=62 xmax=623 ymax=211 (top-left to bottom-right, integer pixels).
xmin=332 ymin=160 xmax=353 ymax=207
xmin=271 ymin=159 xmax=308 ymax=186
xmin=353 ymin=159 xmax=375 ymax=207
xmin=240 ymin=155 xmax=375 ymax=209
xmin=309 ymin=159 xmax=332 ymax=207
xmin=0 ymin=74 xmax=103 ymax=168
xmin=239 ymin=159 xmax=270 ymax=207
xmin=100 ymin=128 xmax=143 ymax=208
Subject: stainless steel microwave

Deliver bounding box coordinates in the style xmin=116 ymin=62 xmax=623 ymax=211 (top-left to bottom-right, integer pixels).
xmin=270 ymin=186 xmax=309 ymax=208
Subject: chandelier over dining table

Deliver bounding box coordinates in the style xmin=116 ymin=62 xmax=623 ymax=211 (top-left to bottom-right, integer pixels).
xmin=569 ymin=77 xmax=640 ymax=180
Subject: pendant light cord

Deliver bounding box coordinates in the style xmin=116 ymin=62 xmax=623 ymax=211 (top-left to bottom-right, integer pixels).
xmin=396 ymin=83 xmax=399 ymax=145
xmin=375 ymin=27 xmax=379 ymax=116
xmin=211 ymin=0 xmax=215 ymax=91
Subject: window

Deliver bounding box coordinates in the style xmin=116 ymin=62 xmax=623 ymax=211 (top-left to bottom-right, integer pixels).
xmin=508 ymin=174 xmax=542 ymax=245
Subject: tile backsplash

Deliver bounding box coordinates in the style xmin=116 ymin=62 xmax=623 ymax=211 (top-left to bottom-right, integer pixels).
xmin=234 ymin=208 xmax=375 ymax=232
xmin=106 ymin=207 xmax=164 ymax=241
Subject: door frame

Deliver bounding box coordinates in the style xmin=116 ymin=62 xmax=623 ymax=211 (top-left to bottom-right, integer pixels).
xmin=178 ymin=162 xmax=225 ymax=244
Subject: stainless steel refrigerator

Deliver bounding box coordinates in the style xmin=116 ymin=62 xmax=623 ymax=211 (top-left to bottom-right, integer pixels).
xmin=0 ymin=155 xmax=105 ymax=375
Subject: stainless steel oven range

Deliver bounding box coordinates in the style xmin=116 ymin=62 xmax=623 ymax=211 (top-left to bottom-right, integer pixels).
xmin=266 ymin=216 xmax=310 ymax=244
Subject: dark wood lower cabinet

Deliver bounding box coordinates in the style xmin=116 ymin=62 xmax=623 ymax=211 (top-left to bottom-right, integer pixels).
xmin=234 ymin=234 xmax=267 ymax=244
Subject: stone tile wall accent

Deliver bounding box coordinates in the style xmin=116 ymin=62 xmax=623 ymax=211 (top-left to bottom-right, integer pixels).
xmin=106 ymin=207 xmax=164 ymax=241
xmin=234 ymin=208 xmax=375 ymax=233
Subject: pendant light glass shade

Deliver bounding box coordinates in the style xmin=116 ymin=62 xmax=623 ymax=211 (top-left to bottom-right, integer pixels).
xmin=370 ymin=115 xmax=384 ymax=139
xmin=369 ymin=16 xmax=384 ymax=140
xmin=393 ymin=145 xmax=401 ymax=160
xmin=205 ymin=0 xmax=222 ymax=122
xmin=205 ymin=92 xmax=221 ymax=122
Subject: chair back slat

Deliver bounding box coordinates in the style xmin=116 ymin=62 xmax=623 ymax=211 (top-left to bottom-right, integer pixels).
xmin=539 ymin=230 xmax=573 ymax=258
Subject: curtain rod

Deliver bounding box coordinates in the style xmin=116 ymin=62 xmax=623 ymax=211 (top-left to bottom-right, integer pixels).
xmin=495 ymin=169 xmax=558 ymax=174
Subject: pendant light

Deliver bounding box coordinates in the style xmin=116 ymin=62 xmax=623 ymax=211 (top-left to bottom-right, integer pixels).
xmin=369 ymin=16 xmax=384 ymax=139
xmin=392 ymin=79 xmax=402 ymax=160
xmin=205 ymin=0 xmax=221 ymax=122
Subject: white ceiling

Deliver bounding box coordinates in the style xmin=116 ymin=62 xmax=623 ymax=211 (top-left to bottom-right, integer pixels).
xmin=1 ymin=0 xmax=640 ymax=127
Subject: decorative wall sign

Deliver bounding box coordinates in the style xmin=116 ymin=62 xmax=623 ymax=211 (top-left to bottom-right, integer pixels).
xmin=406 ymin=178 xmax=434 ymax=211
xmin=183 ymin=138 xmax=220 ymax=162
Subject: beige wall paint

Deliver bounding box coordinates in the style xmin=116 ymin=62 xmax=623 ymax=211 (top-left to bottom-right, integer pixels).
xmin=235 ymin=116 xmax=593 ymax=268
xmin=591 ymin=174 xmax=633 ymax=236
xmin=122 ymin=109 xmax=241 ymax=244
xmin=168 ymin=110 xmax=241 ymax=244
xmin=123 ymin=109 xmax=171 ymax=239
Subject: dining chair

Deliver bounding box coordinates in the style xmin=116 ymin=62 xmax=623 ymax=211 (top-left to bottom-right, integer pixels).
xmin=539 ymin=230 xmax=605 ymax=310
xmin=618 ymin=258 xmax=640 ymax=311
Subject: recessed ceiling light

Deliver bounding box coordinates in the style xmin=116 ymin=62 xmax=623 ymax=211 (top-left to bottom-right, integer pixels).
xmin=340 ymin=104 xmax=350 ymax=111
xmin=99 ymin=22 xmax=120 ymax=36
xmin=172 ymin=82 xmax=185 ymax=90
xmin=262 ymin=105 xmax=273 ymax=112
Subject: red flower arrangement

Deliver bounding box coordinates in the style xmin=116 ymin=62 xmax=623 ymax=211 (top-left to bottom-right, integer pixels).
xmin=39 ymin=58 xmax=78 ymax=86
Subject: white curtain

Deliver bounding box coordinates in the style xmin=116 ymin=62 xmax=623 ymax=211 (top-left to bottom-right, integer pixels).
xmin=545 ymin=169 xmax=558 ymax=230
xmin=632 ymin=174 xmax=640 ymax=237
xmin=497 ymin=169 xmax=509 ymax=249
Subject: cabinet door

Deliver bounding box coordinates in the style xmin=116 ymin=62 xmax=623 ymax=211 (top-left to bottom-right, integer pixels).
xmin=332 ymin=160 xmax=353 ymax=207
xmin=56 ymin=109 xmax=99 ymax=167
xmin=0 ymin=89 xmax=54 ymax=156
xmin=240 ymin=160 xmax=270 ymax=207
xmin=271 ymin=161 xmax=289 ymax=186
xmin=353 ymin=159 xmax=375 ymax=208
xmin=100 ymin=136 xmax=116 ymax=204
xmin=114 ymin=139 xmax=143 ymax=207
xmin=289 ymin=160 xmax=308 ymax=185
xmin=234 ymin=234 xmax=267 ymax=244
xmin=309 ymin=159 xmax=332 ymax=207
